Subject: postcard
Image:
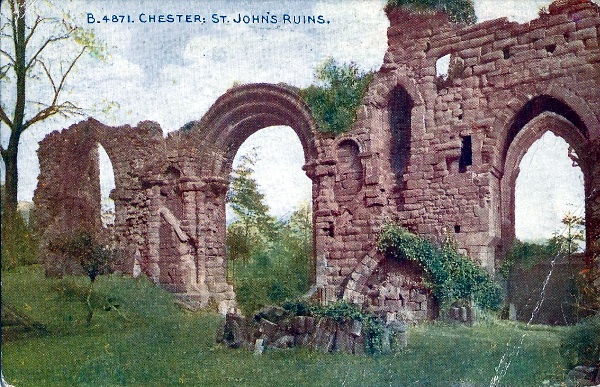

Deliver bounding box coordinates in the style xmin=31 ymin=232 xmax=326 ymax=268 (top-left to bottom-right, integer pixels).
xmin=1 ymin=0 xmax=599 ymax=386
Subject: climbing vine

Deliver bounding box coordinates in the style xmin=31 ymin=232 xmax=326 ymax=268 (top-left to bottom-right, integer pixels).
xmin=377 ymin=224 xmax=503 ymax=310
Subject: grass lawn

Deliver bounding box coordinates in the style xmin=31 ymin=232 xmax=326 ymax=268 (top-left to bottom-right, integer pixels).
xmin=2 ymin=265 xmax=569 ymax=386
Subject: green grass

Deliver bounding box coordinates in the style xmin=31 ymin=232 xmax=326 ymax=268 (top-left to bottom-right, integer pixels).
xmin=3 ymin=265 xmax=570 ymax=386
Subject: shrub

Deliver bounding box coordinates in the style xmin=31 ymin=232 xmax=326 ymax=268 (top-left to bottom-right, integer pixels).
xmin=385 ymin=0 xmax=477 ymax=24
xmin=499 ymin=239 xmax=562 ymax=279
xmin=48 ymin=230 xmax=116 ymax=282
xmin=561 ymin=313 xmax=600 ymax=368
xmin=282 ymin=300 xmax=387 ymax=354
xmin=1 ymin=211 xmax=39 ymax=270
xmin=48 ymin=230 xmax=118 ymax=324
xmin=377 ymin=224 xmax=503 ymax=310
xmin=300 ymin=58 xmax=373 ymax=135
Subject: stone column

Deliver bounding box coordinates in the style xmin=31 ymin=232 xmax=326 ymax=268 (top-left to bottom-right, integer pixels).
xmin=198 ymin=176 xmax=235 ymax=306
xmin=311 ymin=159 xmax=338 ymax=303
xmin=581 ymin=140 xmax=600 ymax=272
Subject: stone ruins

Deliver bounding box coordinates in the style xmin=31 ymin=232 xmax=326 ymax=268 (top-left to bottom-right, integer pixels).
xmin=33 ymin=0 xmax=600 ymax=322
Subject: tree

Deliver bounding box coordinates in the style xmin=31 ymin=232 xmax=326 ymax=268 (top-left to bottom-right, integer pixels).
xmin=300 ymin=58 xmax=373 ymax=135
xmin=48 ymin=230 xmax=116 ymax=324
xmin=226 ymin=150 xmax=275 ymax=275
xmin=550 ymin=212 xmax=585 ymax=257
xmin=226 ymin=150 xmax=276 ymax=247
xmin=0 ymin=0 xmax=105 ymax=217
xmin=385 ymin=0 xmax=476 ymax=24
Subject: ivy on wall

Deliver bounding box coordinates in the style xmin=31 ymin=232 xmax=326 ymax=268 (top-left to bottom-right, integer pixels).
xmin=377 ymin=224 xmax=503 ymax=310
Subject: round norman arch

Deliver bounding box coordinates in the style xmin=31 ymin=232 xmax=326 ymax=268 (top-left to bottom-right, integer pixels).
xmin=192 ymin=83 xmax=319 ymax=177
xmin=184 ymin=83 xmax=320 ymax=306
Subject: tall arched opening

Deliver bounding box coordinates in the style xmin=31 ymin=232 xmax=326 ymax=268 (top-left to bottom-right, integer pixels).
xmin=499 ymin=96 xmax=591 ymax=324
xmin=182 ymin=84 xmax=319 ymax=308
xmin=225 ymin=126 xmax=313 ymax=313
xmin=98 ymin=144 xmax=116 ymax=228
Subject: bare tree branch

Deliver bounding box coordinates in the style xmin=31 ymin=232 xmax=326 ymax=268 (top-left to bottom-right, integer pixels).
xmin=9 ymin=0 xmax=17 ymax=50
xmin=27 ymin=100 xmax=49 ymax=107
xmin=0 ymin=104 xmax=13 ymax=127
xmin=0 ymin=63 xmax=12 ymax=79
xmin=1 ymin=48 xmax=16 ymax=64
xmin=37 ymin=58 xmax=57 ymax=93
xmin=24 ymin=15 xmax=45 ymax=46
xmin=24 ymin=44 xmax=84 ymax=130
xmin=54 ymin=46 xmax=85 ymax=98
xmin=25 ymin=34 xmax=69 ymax=70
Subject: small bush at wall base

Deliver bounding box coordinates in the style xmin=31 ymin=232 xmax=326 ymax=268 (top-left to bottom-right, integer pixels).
xmin=377 ymin=224 xmax=503 ymax=311
xmin=1 ymin=211 xmax=39 ymax=270
xmin=560 ymin=313 xmax=600 ymax=368
xmin=0 ymin=185 xmax=38 ymax=270
xmin=282 ymin=300 xmax=387 ymax=354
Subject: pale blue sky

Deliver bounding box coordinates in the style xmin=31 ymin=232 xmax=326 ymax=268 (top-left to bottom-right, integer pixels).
xmin=1 ymin=0 xmax=593 ymax=240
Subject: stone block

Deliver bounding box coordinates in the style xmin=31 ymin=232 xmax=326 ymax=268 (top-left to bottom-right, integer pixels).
xmin=311 ymin=317 xmax=337 ymax=353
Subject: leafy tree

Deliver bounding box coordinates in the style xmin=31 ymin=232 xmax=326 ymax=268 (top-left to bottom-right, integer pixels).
xmin=226 ymin=150 xmax=276 ymax=278
xmin=226 ymin=150 xmax=276 ymax=241
xmin=48 ymin=230 xmax=116 ymax=324
xmin=0 ymin=0 xmax=105 ymax=217
xmin=385 ymin=0 xmax=477 ymax=24
xmin=0 ymin=185 xmax=37 ymax=270
xmin=551 ymin=213 xmax=585 ymax=257
xmin=225 ymin=151 xmax=314 ymax=314
xmin=300 ymin=58 xmax=373 ymax=135
xmin=228 ymin=203 xmax=314 ymax=315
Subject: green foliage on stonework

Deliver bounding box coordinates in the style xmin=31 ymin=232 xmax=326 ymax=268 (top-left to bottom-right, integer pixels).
xmin=283 ymin=300 xmax=387 ymax=354
xmin=300 ymin=58 xmax=374 ymax=135
xmin=385 ymin=0 xmax=477 ymax=24
xmin=377 ymin=224 xmax=503 ymax=310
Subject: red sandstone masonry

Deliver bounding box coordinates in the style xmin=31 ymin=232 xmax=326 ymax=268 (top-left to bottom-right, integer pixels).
xmin=33 ymin=0 xmax=600 ymax=321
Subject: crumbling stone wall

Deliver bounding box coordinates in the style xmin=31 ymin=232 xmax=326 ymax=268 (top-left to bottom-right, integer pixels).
xmin=34 ymin=0 xmax=600 ymax=322
xmin=340 ymin=0 xmax=600 ymax=321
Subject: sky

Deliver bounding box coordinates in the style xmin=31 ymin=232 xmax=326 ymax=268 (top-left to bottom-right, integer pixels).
xmin=0 ymin=0 xmax=593 ymax=240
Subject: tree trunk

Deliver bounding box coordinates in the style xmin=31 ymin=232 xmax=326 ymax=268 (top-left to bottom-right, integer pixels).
xmin=3 ymin=0 xmax=27 ymax=219
xmin=2 ymin=146 xmax=19 ymax=218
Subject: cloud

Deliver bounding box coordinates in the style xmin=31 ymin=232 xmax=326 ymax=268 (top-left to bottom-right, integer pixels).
xmin=7 ymin=0 xmax=591 ymax=238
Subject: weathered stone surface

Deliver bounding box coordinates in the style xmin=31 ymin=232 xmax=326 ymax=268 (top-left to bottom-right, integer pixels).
xmin=253 ymin=338 xmax=264 ymax=355
xmin=312 ymin=317 xmax=337 ymax=353
xmin=221 ymin=313 xmax=246 ymax=349
xmin=272 ymin=335 xmax=295 ymax=349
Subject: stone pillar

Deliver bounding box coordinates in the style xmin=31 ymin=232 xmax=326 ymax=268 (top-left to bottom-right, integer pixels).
xmin=179 ymin=178 xmax=210 ymax=305
xmin=145 ymin=186 xmax=162 ymax=283
xmin=582 ymin=140 xmax=600 ymax=272
xmin=198 ymin=177 xmax=235 ymax=306
xmin=311 ymin=159 xmax=339 ymax=303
